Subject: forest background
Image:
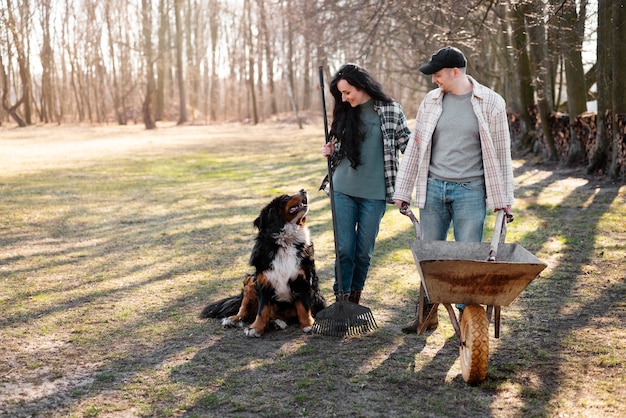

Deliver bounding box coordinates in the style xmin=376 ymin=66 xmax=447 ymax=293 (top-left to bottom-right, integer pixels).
xmin=0 ymin=0 xmax=625 ymax=180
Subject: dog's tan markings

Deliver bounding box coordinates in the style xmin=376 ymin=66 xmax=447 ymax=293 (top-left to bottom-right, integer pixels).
xmin=223 ymin=274 xmax=257 ymax=327
xmin=283 ymin=193 xmax=306 ymax=224
xmin=256 ymin=272 xmax=271 ymax=288
xmin=246 ymin=302 xmax=275 ymax=338
xmin=294 ymin=300 xmax=314 ymax=332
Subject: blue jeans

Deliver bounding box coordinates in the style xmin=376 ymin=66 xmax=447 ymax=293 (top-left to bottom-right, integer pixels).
xmin=419 ymin=177 xmax=487 ymax=242
xmin=332 ymin=191 xmax=386 ymax=296
xmin=420 ymin=177 xmax=486 ymax=310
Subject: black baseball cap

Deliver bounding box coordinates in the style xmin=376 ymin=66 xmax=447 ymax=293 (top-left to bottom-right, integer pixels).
xmin=419 ymin=47 xmax=467 ymax=75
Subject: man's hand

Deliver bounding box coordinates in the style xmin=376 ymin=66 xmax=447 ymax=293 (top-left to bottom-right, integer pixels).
xmin=393 ymin=199 xmax=407 ymax=210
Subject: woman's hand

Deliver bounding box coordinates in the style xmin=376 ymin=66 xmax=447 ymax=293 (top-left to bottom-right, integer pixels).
xmin=321 ymin=143 xmax=334 ymax=157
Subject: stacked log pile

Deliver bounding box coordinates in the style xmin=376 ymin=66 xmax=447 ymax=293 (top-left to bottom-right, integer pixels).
xmin=512 ymin=106 xmax=625 ymax=177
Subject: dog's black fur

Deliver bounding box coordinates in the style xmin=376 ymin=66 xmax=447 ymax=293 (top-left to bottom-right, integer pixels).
xmin=200 ymin=190 xmax=326 ymax=337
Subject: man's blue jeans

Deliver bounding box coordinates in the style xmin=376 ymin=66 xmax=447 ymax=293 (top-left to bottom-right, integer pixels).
xmin=419 ymin=177 xmax=487 ymax=242
xmin=332 ymin=191 xmax=386 ymax=296
xmin=420 ymin=177 xmax=486 ymax=310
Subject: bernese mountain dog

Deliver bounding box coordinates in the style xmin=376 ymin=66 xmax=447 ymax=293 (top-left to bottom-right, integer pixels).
xmin=200 ymin=189 xmax=326 ymax=337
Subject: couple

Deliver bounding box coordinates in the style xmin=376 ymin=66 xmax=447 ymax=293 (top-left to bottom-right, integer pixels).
xmin=320 ymin=46 xmax=514 ymax=332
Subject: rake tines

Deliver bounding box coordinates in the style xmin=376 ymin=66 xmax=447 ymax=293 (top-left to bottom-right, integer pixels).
xmin=312 ymin=301 xmax=378 ymax=337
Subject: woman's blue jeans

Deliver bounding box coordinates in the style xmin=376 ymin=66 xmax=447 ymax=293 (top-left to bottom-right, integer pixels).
xmin=332 ymin=191 xmax=386 ymax=296
xmin=420 ymin=177 xmax=486 ymax=310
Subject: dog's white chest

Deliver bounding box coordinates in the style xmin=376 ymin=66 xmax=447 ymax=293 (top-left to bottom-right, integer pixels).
xmin=266 ymin=225 xmax=310 ymax=302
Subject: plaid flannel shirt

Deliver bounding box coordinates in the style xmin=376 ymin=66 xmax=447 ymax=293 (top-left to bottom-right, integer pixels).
xmin=393 ymin=75 xmax=514 ymax=210
xmin=320 ymin=100 xmax=411 ymax=203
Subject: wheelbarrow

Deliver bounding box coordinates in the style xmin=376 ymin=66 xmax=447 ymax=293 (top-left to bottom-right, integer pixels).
xmin=401 ymin=206 xmax=547 ymax=385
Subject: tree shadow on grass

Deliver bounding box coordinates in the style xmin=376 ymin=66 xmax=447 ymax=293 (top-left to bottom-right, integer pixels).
xmin=485 ymin=162 xmax=624 ymax=416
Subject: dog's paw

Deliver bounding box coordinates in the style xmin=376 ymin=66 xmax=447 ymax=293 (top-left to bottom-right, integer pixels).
xmin=244 ymin=328 xmax=262 ymax=338
xmin=273 ymin=319 xmax=288 ymax=330
xmin=302 ymin=325 xmax=313 ymax=333
xmin=222 ymin=317 xmax=244 ymax=328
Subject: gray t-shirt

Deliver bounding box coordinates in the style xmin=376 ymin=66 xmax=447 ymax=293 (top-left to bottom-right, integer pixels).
xmin=429 ymin=92 xmax=484 ymax=182
xmin=334 ymin=99 xmax=386 ymax=200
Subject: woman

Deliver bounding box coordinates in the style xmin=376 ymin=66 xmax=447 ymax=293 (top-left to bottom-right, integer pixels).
xmin=321 ymin=63 xmax=411 ymax=304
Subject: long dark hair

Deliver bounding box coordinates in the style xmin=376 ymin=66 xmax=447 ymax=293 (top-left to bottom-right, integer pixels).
xmin=329 ymin=64 xmax=393 ymax=168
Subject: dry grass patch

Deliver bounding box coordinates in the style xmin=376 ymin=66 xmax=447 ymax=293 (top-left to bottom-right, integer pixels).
xmin=1 ymin=122 xmax=624 ymax=417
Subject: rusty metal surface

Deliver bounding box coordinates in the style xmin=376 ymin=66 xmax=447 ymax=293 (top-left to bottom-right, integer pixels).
xmin=410 ymin=240 xmax=547 ymax=306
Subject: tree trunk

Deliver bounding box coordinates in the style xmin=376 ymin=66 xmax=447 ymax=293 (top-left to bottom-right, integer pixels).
xmin=142 ymin=0 xmax=157 ymax=130
xmin=561 ymin=0 xmax=588 ymax=166
xmin=609 ymin=0 xmax=626 ymax=179
xmin=284 ymin=0 xmax=302 ymax=128
xmin=0 ymin=55 xmax=26 ymax=126
xmin=508 ymin=2 xmax=535 ymax=147
xmin=174 ymin=0 xmax=187 ymax=125
xmin=105 ymin=2 xmax=126 ymax=125
xmin=257 ymin=0 xmax=277 ymax=116
xmin=5 ymin=0 xmax=33 ymax=125
xmin=39 ymin=0 xmax=55 ymax=123
xmin=588 ymin=0 xmax=611 ymax=174
xmin=208 ymin=0 xmax=219 ymax=122
xmin=244 ymin=0 xmax=258 ymax=124
xmin=523 ymin=0 xmax=558 ymax=160
xmin=155 ymin=0 xmax=168 ymax=122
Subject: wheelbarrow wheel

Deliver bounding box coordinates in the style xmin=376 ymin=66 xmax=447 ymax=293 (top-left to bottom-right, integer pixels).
xmin=459 ymin=304 xmax=489 ymax=385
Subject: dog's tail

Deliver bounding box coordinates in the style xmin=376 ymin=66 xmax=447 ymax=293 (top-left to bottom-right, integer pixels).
xmin=199 ymin=293 xmax=243 ymax=319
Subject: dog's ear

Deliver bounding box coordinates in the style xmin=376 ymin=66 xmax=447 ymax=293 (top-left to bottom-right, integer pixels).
xmin=253 ymin=207 xmax=274 ymax=230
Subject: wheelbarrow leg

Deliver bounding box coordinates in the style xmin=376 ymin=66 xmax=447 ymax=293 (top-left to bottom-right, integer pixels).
xmin=485 ymin=305 xmax=502 ymax=339
xmin=443 ymin=303 xmax=462 ymax=339
xmin=494 ymin=306 xmax=501 ymax=338
xmin=402 ymin=284 xmax=438 ymax=334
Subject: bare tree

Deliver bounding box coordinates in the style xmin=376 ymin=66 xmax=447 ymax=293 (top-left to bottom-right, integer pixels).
xmin=244 ymin=0 xmax=258 ymax=124
xmin=2 ymin=0 xmax=33 ymax=125
xmin=557 ymin=0 xmax=589 ymax=166
xmin=283 ymin=0 xmax=302 ymax=128
xmin=38 ymin=0 xmax=56 ymax=123
xmin=0 ymin=52 xmax=26 ymax=126
xmin=257 ymin=0 xmax=277 ymax=117
xmin=142 ymin=0 xmax=156 ymax=129
xmin=523 ymin=0 xmax=558 ymax=160
xmin=155 ymin=0 xmax=169 ymax=122
xmin=507 ymin=2 xmax=535 ymax=146
xmin=608 ymin=0 xmax=625 ymax=179
xmin=174 ymin=0 xmax=187 ymax=124
xmin=588 ymin=0 xmax=611 ymax=174
xmin=207 ymin=0 xmax=219 ymax=122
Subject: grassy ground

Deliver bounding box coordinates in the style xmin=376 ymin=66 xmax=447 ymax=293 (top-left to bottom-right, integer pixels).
xmin=0 ymin=122 xmax=624 ymax=417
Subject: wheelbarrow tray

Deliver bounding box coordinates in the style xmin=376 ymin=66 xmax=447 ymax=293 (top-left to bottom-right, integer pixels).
xmin=410 ymin=239 xmax=547 ymax=306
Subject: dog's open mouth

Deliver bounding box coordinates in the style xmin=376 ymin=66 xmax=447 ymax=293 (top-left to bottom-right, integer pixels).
xmin=288 ymin=201 xmax=307 ymax=214
xmin=288 ymin=190 xmax=308 ymax=215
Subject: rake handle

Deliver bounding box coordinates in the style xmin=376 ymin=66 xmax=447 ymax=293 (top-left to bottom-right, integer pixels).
xmin=319 ymin=66 xmax=345 ymax=299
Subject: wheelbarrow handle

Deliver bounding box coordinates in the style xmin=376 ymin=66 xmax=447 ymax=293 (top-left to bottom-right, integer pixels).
xmin=399 ymin=203 xmax=421 ymax=240
xmin=487 ymin=210 xmax=514 ymax=261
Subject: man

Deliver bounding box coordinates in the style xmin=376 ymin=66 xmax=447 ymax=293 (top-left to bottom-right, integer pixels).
xmin=393 ymin=46 xmax=514 ymax=333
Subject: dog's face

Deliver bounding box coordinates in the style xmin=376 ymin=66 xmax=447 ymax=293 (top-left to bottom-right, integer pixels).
xmin=254 ymin=189 xmax=309 ymax=230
